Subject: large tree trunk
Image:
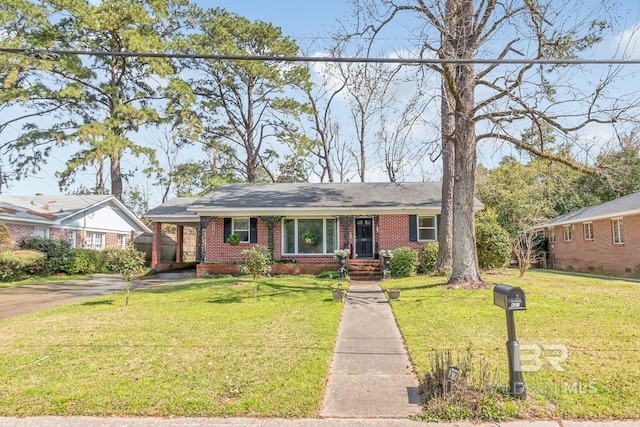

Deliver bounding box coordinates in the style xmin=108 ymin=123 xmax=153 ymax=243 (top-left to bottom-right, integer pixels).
xmin=435 ymin=0 xmax=455 ymax=272
xmin=449 ymin=0 xmax=481 ymax=284
xmin=110 ymin=152 xmax=123 ymax=201
xmin=436 ymin=85 xmax=454 ymax=272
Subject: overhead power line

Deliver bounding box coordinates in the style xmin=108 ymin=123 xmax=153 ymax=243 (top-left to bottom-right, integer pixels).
xmin=2 ymin=47 xmax=640 ymax=65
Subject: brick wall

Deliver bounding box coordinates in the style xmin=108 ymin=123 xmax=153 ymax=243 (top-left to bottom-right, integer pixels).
xmin=4 ymin=223 xmax=138 ymax=251
xmin=204 ymin=215 xmax=431 ymax=264
xmin=546 ymin=213 xmax=640 ymax=274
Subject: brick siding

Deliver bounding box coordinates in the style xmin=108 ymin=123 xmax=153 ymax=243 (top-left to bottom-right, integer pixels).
xmin=4 ymin=223 xmax=136 ymax=251
xmin=204 ymin=215 xmax=433 ymax=264
xmin=546 ymin=213 xmax=640 ymax=274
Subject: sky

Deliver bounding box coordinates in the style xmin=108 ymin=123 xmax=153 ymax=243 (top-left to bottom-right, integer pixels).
xmin=4 ymin=0 xmax=640 ymax=206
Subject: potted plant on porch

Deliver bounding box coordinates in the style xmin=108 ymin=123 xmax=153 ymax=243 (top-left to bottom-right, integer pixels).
xmin=334 ymin=248 xmax=350 ymax=279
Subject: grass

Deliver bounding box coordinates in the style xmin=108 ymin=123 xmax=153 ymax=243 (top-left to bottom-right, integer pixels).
xmin=381 ymin=269 xmax=640 ymax=420
xmin=0 ymin=275 xmax=344 ymax=417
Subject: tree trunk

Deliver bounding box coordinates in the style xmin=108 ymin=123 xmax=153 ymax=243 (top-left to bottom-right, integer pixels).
xmin=449 ymin=0 xmax=481 ymax=284
xmin=435 ymin=0 xmax=456 ymax=274
xmin=436 ymin=83 xmax=455 ymax=272
xmin=110 ymin=151 xmax=123 ymax=201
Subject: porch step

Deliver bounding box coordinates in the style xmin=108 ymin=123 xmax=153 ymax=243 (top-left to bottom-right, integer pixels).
xmin=347 ymin=259 xmax=382 ymax=280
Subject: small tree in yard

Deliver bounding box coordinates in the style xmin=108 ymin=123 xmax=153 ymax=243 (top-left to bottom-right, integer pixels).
xmin=240 ymin=245 xmax=271 ymax=302
xmin=104 ymin=248 xmax=146 ymax=306
xmin=513 ymin=230 xmax=547 ymax=278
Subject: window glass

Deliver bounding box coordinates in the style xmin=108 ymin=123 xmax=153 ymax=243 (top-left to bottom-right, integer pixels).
xmin=549 ymin=228 xmax=555 ymax=243
xmin=418 ymin=216 xmax=436 ymax=241
xmin=233 ymin=218 xmax=250 ymax=242
xmin=283 ymin=219 xmax=295 ymax=253
xmin=563 ymin=226 xmax=572 ymax=242
xmin=33 ymin=227 xmax=50 ymax=238
xmin=613 ymin=219 xmax=625 ymax=244
xmin=583 ymin=223 xmax=593 ymax=240
xmin=282 ymin=218 xmax=338 ymax=255
xmin=298 ymin=219 xmax=323 ymax=254
xmin=326 ymin=219 xmax=337 ymax=253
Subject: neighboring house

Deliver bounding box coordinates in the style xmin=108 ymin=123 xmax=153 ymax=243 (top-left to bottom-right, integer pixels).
xmin=535 ymin=191 xmax=640 ymax=275
xmin=0 ymin=194 xmax=150 ymax=250
xmin=144 ymin=182 xmax=484 ymax=275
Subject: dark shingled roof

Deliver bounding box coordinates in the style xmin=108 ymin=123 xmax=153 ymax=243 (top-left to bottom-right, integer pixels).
xmin=190 ymin=182 xmax=463 ymax=210
xmin=536 ymin=191 xmax=640 ymax=227
xmin=144 ymin=197 xmax=199 ymax=218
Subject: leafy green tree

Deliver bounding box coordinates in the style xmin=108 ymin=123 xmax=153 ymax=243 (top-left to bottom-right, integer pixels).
xmin=4 ymin=0 xmax=196 ymax=200
xmin=475 ymin=210 xmax=511 ymax=271
xmin=476 ymin=158 xmax=555 ymax=237
xmin=186 ymin=8 xmax=312 ymax=183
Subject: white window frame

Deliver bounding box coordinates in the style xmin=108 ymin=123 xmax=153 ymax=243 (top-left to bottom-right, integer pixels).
xmin=281 ymin=218 xmax=338 ymax=255
xmin=548 ymin=227 xmax=556 ymax=243
xmin=231 ymin=218 xmax=251 ymax=243
xmin=33 ymin=227 xmax=50 ymax=238
xmin=563 ymin=225 xmax=572 ymax=242
xmin=85 ymin=232 xmax=105 ymax=250
xmin=417 ymin=215 xmax=437 ymax=241
xmin=68 ymin=230 xmax=77 ymax=248
xmin=583 ymin=222 xmax=593 ymax=241
xmin=612 ymin=218 xmax=625 ymax=245
xmin=117 ymin=234 xmax=128 ymax=249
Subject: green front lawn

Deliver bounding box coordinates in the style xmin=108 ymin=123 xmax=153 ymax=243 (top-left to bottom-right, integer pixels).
xmin=382 ymin=269 xmax=640 ymax=420
xmin=0 ymin=276 xmax=343 ymax=417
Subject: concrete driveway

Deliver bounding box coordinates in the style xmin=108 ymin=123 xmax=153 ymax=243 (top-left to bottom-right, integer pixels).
xmin=0 ymin=271 xmax=196 ymax=320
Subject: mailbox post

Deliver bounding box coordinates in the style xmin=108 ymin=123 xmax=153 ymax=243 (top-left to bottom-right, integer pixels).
xmin=493 ymin=284 xmax=526 ymax=399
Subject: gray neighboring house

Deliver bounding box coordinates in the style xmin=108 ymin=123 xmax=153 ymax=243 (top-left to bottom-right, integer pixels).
xmin=0 ymin=194 xmax=150 ymax=250
xmin=144 ymin=182 xmax=484 ymax=275
xmin=534 ymin=191 xmax=640 ymax=274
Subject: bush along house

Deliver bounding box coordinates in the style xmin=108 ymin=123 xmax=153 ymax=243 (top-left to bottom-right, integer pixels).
xmin=144 ymin=182 xmax=485 ymax=277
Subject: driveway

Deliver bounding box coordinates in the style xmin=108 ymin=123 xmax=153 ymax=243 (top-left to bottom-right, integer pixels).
xmin=0 ymin=271 xmax=196 ymax=320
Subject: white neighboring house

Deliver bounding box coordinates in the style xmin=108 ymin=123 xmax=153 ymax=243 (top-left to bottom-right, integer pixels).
xmin=0 ymin=194 xmax=150 ymax=250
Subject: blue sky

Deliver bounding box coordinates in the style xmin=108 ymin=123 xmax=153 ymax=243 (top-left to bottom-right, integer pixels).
xmin=6 ymin=1 xmax=640 ymax=203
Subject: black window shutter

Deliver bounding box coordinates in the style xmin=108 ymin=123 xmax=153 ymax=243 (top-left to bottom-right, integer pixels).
xmin=409 ymin=215 xmax=417 ymax=242
xmin=436 ymin=214 xmax=441 ymax=241
xmin=250 ymin=218 xmax=258 ymax=243
xmin=223 ymin=218 xmax=232 ymax=242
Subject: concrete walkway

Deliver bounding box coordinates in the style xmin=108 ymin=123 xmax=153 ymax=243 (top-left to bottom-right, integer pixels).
xmin=320 ymin=280 xmax=422 ymax=418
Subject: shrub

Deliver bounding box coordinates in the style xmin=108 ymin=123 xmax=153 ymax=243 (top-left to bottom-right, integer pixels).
xmin=64 ymin=248 xmax=107 ymax=275
xmin=240 ymin=244 xmax=271 ymax=281
xmin=104 ymin=247 xmax=146 ymax=306
xmin=19 ymin=236 xmax=72 ymax=274
xmin=475 ymin=210 xmax=512 ymax=270
xmin=0 ymin=221 xmax=11 ymax=251
xmin=389 ymin=246 xmax=419 ymax=277
xmin=0 ymin=250 xmax=46 ymax=282
xmin=422 ymin=242 xmax=439 ymax=273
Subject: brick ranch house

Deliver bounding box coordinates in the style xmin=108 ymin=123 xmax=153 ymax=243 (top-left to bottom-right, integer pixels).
xmin=0 ymin=194 xmax=150 ymax=250
xmin=144 ymin=182 xmax=484 ymax=276
xmin=534 ymin=191 xmax=640 ymax=275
